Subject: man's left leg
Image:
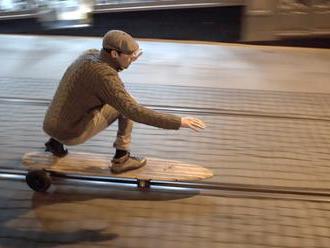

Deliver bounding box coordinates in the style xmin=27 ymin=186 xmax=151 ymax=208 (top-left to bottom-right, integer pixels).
xmin=111 ymin=115 xmax=146 ymax=173
xmin=45 ymin=137 xmax=68 ymax=157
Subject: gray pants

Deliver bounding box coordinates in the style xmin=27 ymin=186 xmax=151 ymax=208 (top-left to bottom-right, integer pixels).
xmin=61 ymin=104 xmax=132 ymax=151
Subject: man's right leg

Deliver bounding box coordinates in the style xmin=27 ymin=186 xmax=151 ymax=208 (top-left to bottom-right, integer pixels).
xmin=111 ymin=115 xmax=146 ymax=174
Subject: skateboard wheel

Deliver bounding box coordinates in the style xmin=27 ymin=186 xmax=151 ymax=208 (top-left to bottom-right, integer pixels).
xmin=26 ymin=170 xmax=52 ymax=192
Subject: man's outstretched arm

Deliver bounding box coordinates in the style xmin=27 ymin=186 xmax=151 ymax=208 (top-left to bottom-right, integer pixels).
xmin=98 ymin=72 xmax=206 ymax=131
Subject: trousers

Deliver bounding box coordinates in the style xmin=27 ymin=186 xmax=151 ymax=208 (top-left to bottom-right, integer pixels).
xmin=61 ymin=104 xmax=132 ymax=151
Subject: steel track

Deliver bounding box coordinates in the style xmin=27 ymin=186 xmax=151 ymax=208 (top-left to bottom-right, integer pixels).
xmin=1 ymin=168 xmax=330 ymax=202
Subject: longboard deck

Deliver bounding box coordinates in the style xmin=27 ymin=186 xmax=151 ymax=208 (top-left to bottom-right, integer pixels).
xmin=22 ymin=152 xmax=213 ymax=182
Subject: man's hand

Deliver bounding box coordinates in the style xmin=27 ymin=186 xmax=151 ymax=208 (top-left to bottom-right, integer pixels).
xmin=181 ymin=117 xmax=206 ymax=132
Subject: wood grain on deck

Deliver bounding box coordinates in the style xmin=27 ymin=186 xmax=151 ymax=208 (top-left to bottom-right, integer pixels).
xmin=22 ymin=152 xmax=213 ymax=181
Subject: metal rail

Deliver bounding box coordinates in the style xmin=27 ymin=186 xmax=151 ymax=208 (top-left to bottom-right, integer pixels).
xmin=1 ymin=169 xmax=329 ymax=202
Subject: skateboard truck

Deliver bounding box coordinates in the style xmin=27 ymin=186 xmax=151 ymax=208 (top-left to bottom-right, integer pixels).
xmin=137 ymin=179 xmax=151 ymax=190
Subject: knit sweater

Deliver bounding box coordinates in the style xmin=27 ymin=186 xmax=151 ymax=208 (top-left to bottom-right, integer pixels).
xmin=43 ymin=49 xmax=181 ymax=141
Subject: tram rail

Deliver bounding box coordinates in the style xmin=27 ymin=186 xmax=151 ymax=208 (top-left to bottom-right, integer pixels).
xmin=1 ymin=168 xmax=330 ymax=202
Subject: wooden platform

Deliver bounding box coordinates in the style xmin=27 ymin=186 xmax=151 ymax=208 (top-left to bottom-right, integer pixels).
xmin=22 ymin=152 xmax=213 ymax=182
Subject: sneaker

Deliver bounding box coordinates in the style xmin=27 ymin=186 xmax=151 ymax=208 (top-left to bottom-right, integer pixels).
xmin=111 ymin=153 xmax=146 ymax=174
xmin=45 ymin=138 xmax=68 ymax=157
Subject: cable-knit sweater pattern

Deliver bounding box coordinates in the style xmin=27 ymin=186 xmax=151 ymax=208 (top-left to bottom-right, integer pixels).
xmin=43 ymin=49 xmax=181 ymax=140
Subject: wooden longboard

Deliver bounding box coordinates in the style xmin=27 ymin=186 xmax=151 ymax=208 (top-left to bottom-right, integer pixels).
xmin=22 ymin=152 xmax=213 ymax=192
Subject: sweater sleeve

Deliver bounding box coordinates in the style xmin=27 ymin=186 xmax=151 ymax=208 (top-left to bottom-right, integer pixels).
xmin=97 ymin=70 xmax=181 ymax=130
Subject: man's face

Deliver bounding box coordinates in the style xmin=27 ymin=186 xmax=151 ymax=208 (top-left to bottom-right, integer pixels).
xmin=116 ymin=49 xmax=143 ymax=70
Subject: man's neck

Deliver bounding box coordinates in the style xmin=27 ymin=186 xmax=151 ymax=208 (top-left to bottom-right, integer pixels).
xmin=100 ymin=49 xmax=122 ymax=72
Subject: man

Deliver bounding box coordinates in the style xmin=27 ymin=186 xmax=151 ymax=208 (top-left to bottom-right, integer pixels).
xmin=43 ymin=30 xmax=206 ymax=174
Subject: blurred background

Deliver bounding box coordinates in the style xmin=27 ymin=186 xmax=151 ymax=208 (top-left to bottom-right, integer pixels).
xmin=0 ymin=0 xmax=329 ymax=47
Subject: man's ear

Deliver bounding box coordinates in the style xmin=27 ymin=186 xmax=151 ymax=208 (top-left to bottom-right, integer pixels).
xmin=110 ymin=50 xmax=119 ymax=58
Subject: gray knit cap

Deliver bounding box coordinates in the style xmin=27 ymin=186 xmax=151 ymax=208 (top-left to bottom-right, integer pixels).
xmin=102 ymin=30 xmax=139 ymax=54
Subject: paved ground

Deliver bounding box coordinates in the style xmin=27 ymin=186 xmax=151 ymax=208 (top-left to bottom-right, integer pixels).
xmin=1 ymin=179 xmax=330 ymax=248
xmin=0 ymin=34 xmax=330 ymax=247
xmin=2 ymin=78 xmax=330 ymax=189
